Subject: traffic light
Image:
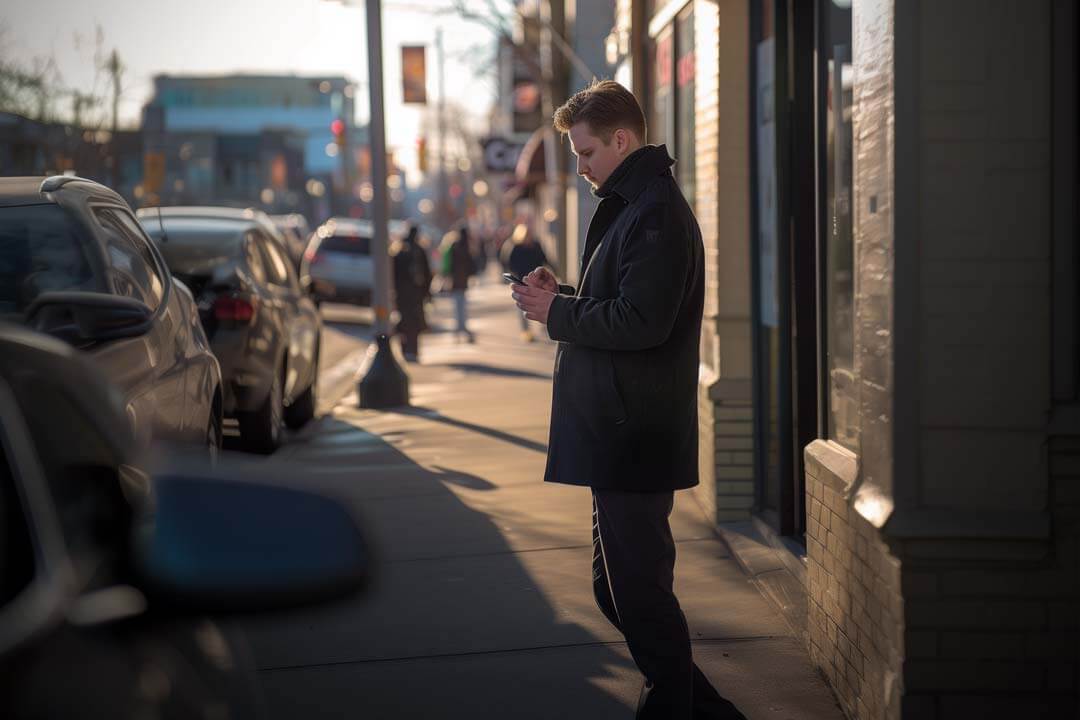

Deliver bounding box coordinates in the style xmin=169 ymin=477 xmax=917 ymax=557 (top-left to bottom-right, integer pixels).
xmin=416 ymin=137 xmax=427 ymax=173
xmin=331 ymin=118 xmax=346 ymax=147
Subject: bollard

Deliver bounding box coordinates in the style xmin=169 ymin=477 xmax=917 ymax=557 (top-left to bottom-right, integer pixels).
xmin=357 ymin=334 xmax=409 ymax=409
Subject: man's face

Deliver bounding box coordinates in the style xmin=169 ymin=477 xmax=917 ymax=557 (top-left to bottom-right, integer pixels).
xmin=568 ymin=123 xmax=625 ymax=189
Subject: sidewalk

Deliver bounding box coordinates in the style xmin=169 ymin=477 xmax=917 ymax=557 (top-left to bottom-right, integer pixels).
xmin=239 ymin=275 xmax=845 ymax=719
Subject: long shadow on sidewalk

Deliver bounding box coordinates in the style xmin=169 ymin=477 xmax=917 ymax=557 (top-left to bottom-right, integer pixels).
xmin=235 ymin=415 xmax=636 ymax=719
xmin=395 ymin=405 xmax=549 ymax=455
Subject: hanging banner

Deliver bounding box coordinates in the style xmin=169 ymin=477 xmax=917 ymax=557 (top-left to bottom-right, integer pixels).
xmin=401 ymin=45 xmax=427 ymax=104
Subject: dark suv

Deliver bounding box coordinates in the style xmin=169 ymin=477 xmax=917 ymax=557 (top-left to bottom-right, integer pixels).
xmin=0 ymin=176 xmax=222 ymax=454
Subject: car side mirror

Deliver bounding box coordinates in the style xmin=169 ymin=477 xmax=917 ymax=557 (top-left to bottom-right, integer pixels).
xmin=26 ymin=292 xmax=153 ymax=345
xmin=131 ymin=474 xmax=371 ymax=613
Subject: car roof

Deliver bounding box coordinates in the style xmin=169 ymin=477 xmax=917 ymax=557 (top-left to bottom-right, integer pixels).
xmin=318 ymin=217 xmax=374 ymax=237
xmin=0 ymin=175 xmax=126 ymax=208
xmin=144 ymin=215 xmax=257 ymax=236
xmin=0 ymin=177 xmax=48 ymax=207
xmin=137 ymin=205 xmax=263 ymax=221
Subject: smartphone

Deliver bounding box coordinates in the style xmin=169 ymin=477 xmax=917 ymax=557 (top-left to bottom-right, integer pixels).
xmin=502 ymin=272 xmax=527 ymax=285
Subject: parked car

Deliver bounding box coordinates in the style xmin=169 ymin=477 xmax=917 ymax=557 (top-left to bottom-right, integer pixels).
xmin=0 ymin=176 xmax=222 ymax=456
xmin=0 ymin=322 xmax=370 ymax=719
xmin=137 ymin=205 xmax=295 ymax=267
xmin=301 ymin=217 xmax=381 ymax=306
xmin=270 ymin=212 xmax=311 ymax=270
xmin=141 ymin=210 xmax=321 ymax=454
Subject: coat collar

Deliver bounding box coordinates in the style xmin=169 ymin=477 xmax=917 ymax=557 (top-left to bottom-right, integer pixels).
xmin=593 ymin=144 xmax=675 ymax=203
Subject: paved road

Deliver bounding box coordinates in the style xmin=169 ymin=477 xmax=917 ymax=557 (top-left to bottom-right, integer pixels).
xmin=232 ymin=275 xmax=844 ymax=719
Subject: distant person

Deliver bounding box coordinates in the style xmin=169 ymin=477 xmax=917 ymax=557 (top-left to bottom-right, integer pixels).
xmin=391 ymin=223 xmax=433 ymax=362
xmin=509 ymin=80 xmax=747 ymax=719
xmin=441 ymin=224 xmax=476 ymax=343
xmin=501 ymin=223 xmax=553 ymax=342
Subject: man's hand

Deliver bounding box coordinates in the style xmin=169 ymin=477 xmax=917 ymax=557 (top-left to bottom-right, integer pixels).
xmin=512 ymin=283 xmax=556 ymax=324
xmin=524 ymin=266 xmax=558 ymax=293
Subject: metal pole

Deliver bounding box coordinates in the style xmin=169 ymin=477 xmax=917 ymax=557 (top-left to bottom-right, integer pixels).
xmin=358 ymin=0 xmax=409 ymax=408
xmin=436 ymin=27 xmax=447 ymax=229
xmin=366 ymin=0 xmax=391 ymax=337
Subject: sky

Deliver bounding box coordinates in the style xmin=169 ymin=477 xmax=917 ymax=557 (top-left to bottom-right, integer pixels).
xmin=3 ymin=0 xmax=503 ymax=174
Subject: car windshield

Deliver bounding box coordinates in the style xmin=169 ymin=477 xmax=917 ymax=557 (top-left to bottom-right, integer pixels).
xmin=144 ymin=218 xmax=246 ymax=274
xmin=320 ymin=234 xmax=371 ymax=255
xmin=0 ymin=203 xmax=98 ymax=318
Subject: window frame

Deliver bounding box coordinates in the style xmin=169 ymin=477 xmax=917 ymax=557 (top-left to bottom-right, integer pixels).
xmin=91 ymin=205 xmax=168 ymax=312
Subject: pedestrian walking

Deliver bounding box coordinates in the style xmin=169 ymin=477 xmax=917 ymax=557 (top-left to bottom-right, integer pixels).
xmin=391 ymin=222 xmax=432 ymax=362
xmin=441 ymin=224 xmax=476 ymax=343
xmin=501 ymin=223 xmax=554 ymax=342
xmin=509 ymin=80 xmax=747 ymax=720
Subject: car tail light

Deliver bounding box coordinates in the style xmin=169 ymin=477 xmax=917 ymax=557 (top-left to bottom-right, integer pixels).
xmin=213 ymin=296 xmax=256 ymax=322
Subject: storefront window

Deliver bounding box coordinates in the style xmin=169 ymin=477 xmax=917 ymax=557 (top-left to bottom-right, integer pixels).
xmin=823 ymin=1 xmax=857 ymax=450
xmin=675 ymin=6 xmax=695 ymax=201
xmin=647 ymin=6 xmax=695 ymax=204
xmin=649 ymin=27 xmax=672 ymax=146
xmin=752 ymin=0 xmax=782 ymax=517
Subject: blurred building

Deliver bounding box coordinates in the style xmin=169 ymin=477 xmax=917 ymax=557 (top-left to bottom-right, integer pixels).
xmin=601 ymin=1 xmax=1078 ymax=718
xmin=0 ymin=111 xmax=144 ymax=203
xmin=142 ymin=74 xmax=369 ymax=219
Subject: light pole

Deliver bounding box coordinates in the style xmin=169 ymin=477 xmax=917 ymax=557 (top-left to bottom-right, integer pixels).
xmin=357 ymin=0 xmax=409 ymax=408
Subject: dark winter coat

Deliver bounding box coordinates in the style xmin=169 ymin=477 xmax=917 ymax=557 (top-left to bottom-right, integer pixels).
xmin=446 ymin=230 xmax=475 ymax=291
xmin=392 ymin=234 xmax=432 ymax=333
xmin=507 ymin=239 xmax=552 ymax=280
xmin=544 ymin=144 xmax=704 ymax=492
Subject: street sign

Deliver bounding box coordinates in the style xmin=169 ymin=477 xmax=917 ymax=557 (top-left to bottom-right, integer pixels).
xmin=401 ymin=45 xmax=427 ymax=104
xmin=481 ymin=137 xmax=525 ymax=173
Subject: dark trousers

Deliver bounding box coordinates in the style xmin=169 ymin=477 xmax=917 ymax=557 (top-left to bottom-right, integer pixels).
xmin=591 ymin=489 xmax=747 ymax=720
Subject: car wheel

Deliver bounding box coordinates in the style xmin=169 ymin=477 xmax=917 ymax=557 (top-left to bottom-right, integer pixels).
xmin=285 ymin=347 xmax=318 ymax=430
xmin=206 ymin=409 xmax=222 ymax=466
xmin=238 ymin=364 xmax=284 ymax=454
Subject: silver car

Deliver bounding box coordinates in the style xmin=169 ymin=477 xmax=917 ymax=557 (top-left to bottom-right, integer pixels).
xmin=301 ymin=218 xmax=378 ymax=306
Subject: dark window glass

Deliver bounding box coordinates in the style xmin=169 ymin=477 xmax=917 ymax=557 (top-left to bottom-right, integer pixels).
xmin=648 ymin=27 xmax=673 ymax=147
xmin=824 ymin=1 xmax=857 ymax=450
xmin=144 ymin=219 xmax=246 ymax=276
xmin=0 ymin=204 xmax=98 ymax=318
xmin=94 ymin=208 xmax=164 ymax=310
xmin=754 ymin=0 xmax=782 ymax=513
xmin=675 ymin=6 xmax=695 ymax=202
xmin=320 ymin=235 xmax=372 ymax=255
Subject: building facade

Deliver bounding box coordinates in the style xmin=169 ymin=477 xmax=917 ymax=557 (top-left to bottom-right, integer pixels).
xmin=143 ymin=74 xmax=366 ymax=218
xmin=606 ymin=0 xmax=1079 ymax=717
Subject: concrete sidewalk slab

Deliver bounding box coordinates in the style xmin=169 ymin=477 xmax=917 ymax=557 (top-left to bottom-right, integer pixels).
xmin=259 ymin=638 xmax=837 ymax=720
xmin=237 ymin=276 xmax=843 ymax=719
xmin=243 ymin=536 xmax=787 ymax=670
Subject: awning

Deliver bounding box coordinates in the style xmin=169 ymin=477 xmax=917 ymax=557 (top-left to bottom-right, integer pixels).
xmin=504 ymin=127 xmax=550 ymax=201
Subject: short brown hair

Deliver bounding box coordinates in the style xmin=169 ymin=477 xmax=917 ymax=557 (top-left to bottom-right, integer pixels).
xmin=553 ymin=79 xmax=647 ymax=143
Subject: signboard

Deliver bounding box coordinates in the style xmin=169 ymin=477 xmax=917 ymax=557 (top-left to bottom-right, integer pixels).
xmin=480 ymin=137 xmax=525 ymax=173
xmin=143 ymin=152 xmax=165 ymax=193
xmin=401 ymin=45 xmax=427 ymax=104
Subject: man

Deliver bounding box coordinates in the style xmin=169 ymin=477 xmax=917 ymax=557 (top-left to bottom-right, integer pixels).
xmin=391 ymin=223 xmax=432 ymax=362
xmin=510 ymin=80 xmax=746 ymax=720
xmin=441 ymin=224 xmax=476 ymax=343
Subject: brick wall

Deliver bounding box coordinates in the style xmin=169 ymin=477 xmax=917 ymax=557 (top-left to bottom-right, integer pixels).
xmin=806 ymin=445 xmax=904 ymax=720
xmin=892 ymin=437 xmax=1079 ymax=718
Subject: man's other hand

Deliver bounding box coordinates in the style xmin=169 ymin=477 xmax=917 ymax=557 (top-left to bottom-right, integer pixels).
xmin=512 ymin=283 xmax=556 ymax=324
xmin=524 ymin=267 xmax=559 ymax=293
